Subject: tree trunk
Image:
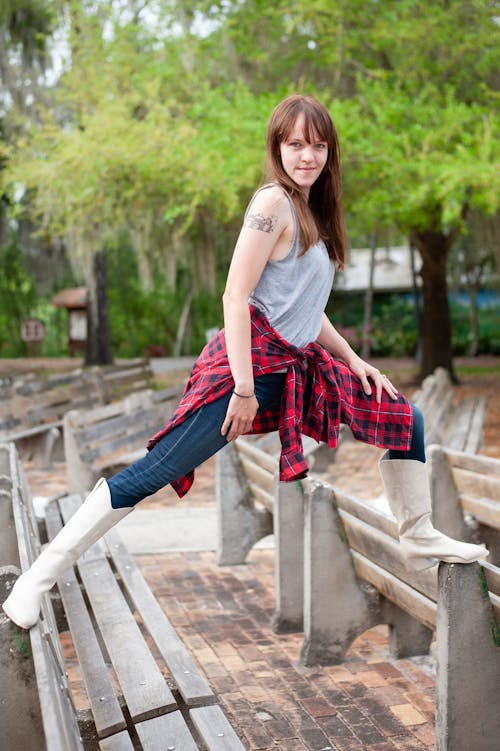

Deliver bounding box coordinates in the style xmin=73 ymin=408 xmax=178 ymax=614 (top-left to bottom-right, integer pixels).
xmin=410 ymin=228 xmax=458 ymax=383
xmin=361 ymin=232 xmax=377 ymax=360
xmin=468 ymin=281 xmax=479 ymax=357
xmin=85 ymin=250 xmax=113 ymax=366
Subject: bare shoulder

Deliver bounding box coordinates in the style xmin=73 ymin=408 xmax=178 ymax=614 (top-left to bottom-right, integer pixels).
xmin=244 ymin=185 xmax=291 ymax=234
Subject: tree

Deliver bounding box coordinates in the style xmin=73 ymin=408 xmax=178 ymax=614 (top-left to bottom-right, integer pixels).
xmin=291 ymin=0 xmax=499 ymax=378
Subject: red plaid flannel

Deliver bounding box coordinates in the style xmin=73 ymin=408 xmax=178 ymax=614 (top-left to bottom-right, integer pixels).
xmin=148 ymin=306 xmax=413 ymax=497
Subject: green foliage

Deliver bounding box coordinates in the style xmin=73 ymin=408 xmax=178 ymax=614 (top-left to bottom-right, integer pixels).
xmin=14 ymin=630 xmax=32 ymax=659
xmin=0 ymin=0 xmax=499 ymax=369
xmin=330 ymin=292 xmax=500 ymax=358
xmin=0 ymin=237 xmax=36 ymax=355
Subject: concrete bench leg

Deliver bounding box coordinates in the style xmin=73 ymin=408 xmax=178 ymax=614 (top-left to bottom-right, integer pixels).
xmin=436 ymin=562 xmax=500 ymax=751
xmin=300 ymin=482 xmax=380 ymax=666
xmin=216 ymin=443 xmax=272 ymax=565
xmin=381 ymin=599 xmax=433 ymax=659
xmin=428 ymin=444 xmax=476 ymax=542
xmin=272 ymin=480 xmax=303 ymax=633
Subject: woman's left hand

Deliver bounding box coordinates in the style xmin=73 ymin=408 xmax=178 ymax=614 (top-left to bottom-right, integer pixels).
xmin=347 ymin=355 xmax=398 ymax=403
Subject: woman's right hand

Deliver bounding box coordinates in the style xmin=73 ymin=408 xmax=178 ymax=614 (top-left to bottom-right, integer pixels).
xmin=221 ymin=393 xmax=259 ymax=442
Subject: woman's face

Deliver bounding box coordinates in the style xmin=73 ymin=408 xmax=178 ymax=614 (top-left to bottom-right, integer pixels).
xmin=279 ymin=112 xmax=328 ymax=196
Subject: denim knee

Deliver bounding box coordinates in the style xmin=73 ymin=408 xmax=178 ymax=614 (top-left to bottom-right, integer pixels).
xmin=388 ymin=402 xmax=426 ymax=463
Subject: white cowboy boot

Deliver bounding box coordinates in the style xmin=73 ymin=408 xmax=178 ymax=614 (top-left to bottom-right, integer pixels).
xmin=2 ymin=479 xmax=132 ymax=629
xmin=379 ymin=456 xmax=488 ymax=570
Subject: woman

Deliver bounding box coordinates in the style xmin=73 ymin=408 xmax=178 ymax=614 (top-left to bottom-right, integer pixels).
xmin=3 ymin=94 xmax=487 ymax=630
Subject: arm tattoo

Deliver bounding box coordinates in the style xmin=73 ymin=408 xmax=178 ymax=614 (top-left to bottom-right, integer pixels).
xmin=245 ymin=212 xmax=278 ymax=233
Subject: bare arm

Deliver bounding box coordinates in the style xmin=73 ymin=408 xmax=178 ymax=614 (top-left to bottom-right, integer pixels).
xmin=317 ymin=313 xmax=398 ymax=403
xmin=221 ymin=188 xmax=290 ymax=440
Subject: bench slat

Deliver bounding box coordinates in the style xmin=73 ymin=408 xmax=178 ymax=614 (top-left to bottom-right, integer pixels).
xmin=234 ymin=437 xmax=276 ymax=473
xmin=339 ymin=509 xmax=438 ymax=601
xmin=247 ymin=482 xmax=274 ymax=512
xmin=460 ymin=494 xmax=500 ymax=531
xmin=446 ymin=449 xmax=500 ymax=476
xmin=351 ymin=551 xmax=437 ymax=630
xmin=442 ymin=402 xmax=475 ymax=451
xmin=58 ymin=497 xmax=178 ymax=724
xmin=29 ymin=625 xmax=85 ymax=751
xmin=190 ymin=705 xmax=246 ymax=751
xmin=481 ymin=561 xmax=500 ymax=598
xmin=135 ymin=710 xmax=199 ymax=751
xmin=462 ymin=397 xmax=487 ymax=454
xmin=451 ymin=467 xmax=500 ymax=500
xmin=239 ymin=456 xmax=274 ymax=496
xmin=331 ymin=485 xmax=398 ymax=539
xmin=45 ymin=502 xmax=128 ymax=739
xmin=104 ymin=528 xmax=216 ymax=708
xmin=98 ymin=731 xmax=135 ymax=751
xmin=4 ymin=444 xmax=84 ymax=751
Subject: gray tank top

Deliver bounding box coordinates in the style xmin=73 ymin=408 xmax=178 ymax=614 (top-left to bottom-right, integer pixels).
xmin=248 ymin=186 xmax=335 ymax=348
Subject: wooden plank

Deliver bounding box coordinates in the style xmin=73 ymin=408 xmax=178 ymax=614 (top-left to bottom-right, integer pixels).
xmin=5 ymin=445 xmax=83 ymax=751
xmin=30 ymin=624 xmax=85 ymax=751
xmin=135 ymin=711 xmax=198 ymax=751
xmin=104 ymin=528 xmax=216 ymax=708
xmin=190 ymin=705 xmax=246 ymax=751
xmin=99 ymin=731 xmax=135 ymax=751
xmin=463 ymin=397 xmax=487 ymax=453
xmin=481 ymin=561 xmax=500 ymax=598
xmin=452 ymin=467 xmax=500 ymax=500
xmin=460 ymin=494 xmax=500 ymax=530
xmin=338 ymin=509 xmax=438 ymax=601
xmin=351 ymin=551 xmax=437 ymax=630
xmin=247 ymin=482 xmax=274 ymax=512
xmin=446 ymin=449 xmax=500 ymax=476
xmin=58 ymin=497 xmax=178 ymax=724
xmin=44 ymin=502 xmax=127 ymax=739
xmin=239 ymin=456 xmax=274 ymax=496
xmin=333 ymin=487 xmax=398 ymax=539
xmin=489 ymin=591 xmax=500 ymax=622
xmin=425 ymin=390 xmax=454 ymax=445
xmin=234 ymin=437 xmax=276 ymax=473
xmin=442 ymin=403 xmax=474 ymax=451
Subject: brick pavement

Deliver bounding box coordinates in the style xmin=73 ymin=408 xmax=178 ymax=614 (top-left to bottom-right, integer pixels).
xmin=135 ymin=547 xmax=436 ymax=751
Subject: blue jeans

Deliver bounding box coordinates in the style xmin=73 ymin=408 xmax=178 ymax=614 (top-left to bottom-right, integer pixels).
xmin=108 ymin=374 xmax=426 ymax=509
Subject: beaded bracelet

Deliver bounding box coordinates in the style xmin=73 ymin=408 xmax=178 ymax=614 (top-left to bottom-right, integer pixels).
xmin=233 ymin=390 xmax=255 ymax=398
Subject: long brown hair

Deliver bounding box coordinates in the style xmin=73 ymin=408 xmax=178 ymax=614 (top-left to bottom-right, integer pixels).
xmin=266 ymin=94 xmax=347 ymax=268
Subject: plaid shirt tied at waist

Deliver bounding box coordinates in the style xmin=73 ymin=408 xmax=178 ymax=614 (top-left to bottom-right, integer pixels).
xmin=147 ymin=306 xmax=414 ymax=497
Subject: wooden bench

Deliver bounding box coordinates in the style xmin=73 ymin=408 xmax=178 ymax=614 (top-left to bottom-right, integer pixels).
xmin=0 ymin=441 xmax=245 ymax=751
xmin=411 ymin=366 xmax=488 ymax=453
xmin=428 ymin=445 xmax=500 ymax=564
xmin=63 ymin=386 xmax=184 ymax=495
xmin=0 ymin=360 xmax=155 ymax=471
xmin=299 ymin=475 xmax=500 ymax=751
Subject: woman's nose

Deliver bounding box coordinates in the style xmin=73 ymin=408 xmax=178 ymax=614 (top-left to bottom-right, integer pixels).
xmin=300 ymin=145 xmax=314 ymax=162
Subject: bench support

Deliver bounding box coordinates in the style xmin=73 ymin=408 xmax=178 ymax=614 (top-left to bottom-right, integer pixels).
xmin=301 ymin=481 xmax=435 ymax=666
xmin=300 ymin=482 xmax=380 ymax=665
xmin=381 ymin=598 xmax=433 ymax=659
xmin=216 ymin=442 xmax=272 ymax=565
xmin=436 ymin=562 xmax=500 ymax=751
xmin=272 ymin=479 xmax=304 ymax=633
